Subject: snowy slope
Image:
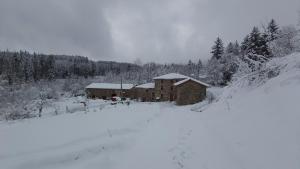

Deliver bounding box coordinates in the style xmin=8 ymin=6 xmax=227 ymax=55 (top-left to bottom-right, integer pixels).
xmin=1 ymin=53 xmax=300 ymax=169
xmin=185 ymin=52 xmax=300 ymax=169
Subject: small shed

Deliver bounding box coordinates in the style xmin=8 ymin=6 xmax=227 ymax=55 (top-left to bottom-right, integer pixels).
xmin=174 ymin=78 xmax=209 ymax=105
xmin=132 ymin=83 xmax=155 ymax=102
xmin=85 ymin=83 xmax=134 ymax=99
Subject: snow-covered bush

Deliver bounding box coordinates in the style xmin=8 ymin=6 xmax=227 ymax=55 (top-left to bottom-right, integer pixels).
xmin=230 ymin=52 xmax=300 ymax=90
xmin=62 ymin=78 xmax=93 ymax=97
xmin=206 ymin=90 xmax=216 ymax=103
xmin=0 ymin=84 xmax=40 ymax=120
xmin=206 ymin=52 xmax=241 ymax=86
xmin=269 ymin=26 xmax=300 ymax=57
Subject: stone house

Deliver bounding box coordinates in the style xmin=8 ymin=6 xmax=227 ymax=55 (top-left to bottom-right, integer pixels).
xmin=153 ymin=73 xmax=187 ymax=101
xmin=152 ymin=73 xmax=209 ymax=105
xmin=174 ymin=78 xmax=208 ymax=105
xmin=85 ymin=83 xmax=134 ymax=99
xmin=131 ymin=83 xmax=155 ymax=102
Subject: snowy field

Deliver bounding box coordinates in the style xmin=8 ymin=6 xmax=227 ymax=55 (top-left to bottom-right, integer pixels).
xmin=1 ymin=53 xmax=300 ymax=169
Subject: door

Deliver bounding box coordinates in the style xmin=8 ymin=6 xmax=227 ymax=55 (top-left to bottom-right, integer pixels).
xmin=170 ymin=93 xmax=173 ymax=101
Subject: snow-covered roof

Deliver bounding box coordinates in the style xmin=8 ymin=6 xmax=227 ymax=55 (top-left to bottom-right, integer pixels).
xmin=174 ymin=78 xmax=210 ymax=87
xmin=135 ymin=83 xmax=155 ymax=89
xmin=153 ymin=73 xmax=188 ymax=80
xmin=85 ymin=83 xmax=134 ymax=90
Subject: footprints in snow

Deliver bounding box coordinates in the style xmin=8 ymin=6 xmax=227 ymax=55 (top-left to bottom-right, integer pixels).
xmin=168 ymin=129 xmax=193 ymax=169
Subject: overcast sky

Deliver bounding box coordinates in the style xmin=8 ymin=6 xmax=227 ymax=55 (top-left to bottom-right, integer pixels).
xmin=0 ymin=0 xmax=299 ymax=63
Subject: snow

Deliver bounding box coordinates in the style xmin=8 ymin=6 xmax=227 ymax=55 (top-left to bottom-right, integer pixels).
xmin=85 ymin=83 xmax=134 ymax=90
xmin=185 ymin=55 xmax=300 ymax=169
xmin=153 ymin=73 xmax=188 ymax=80
xmin=174 ymin=78 xmax=210 ymax=87
xmin=1 ymin=53 xmax=300 ymax=169
xmin=135 ymin=83 xmax=155 ymax=89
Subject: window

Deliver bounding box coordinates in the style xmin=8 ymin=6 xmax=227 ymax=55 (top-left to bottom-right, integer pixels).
xmin=161 ymin=80 xmax=163 ymax=83
xmin=161 ymin=86 xmax=163 ymax=90
xmin=171 ymin=86 xmax=173 ymax=91
xmin=161 ymin=94 xmax=164 ymax=99
xmin=146 ymin=89 xmax=149 ymax=93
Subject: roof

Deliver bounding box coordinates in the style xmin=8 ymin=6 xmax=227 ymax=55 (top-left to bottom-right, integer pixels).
xmin=135 ymin=83 xmax=155 ymax=89
xmin=174 ymin=78 xmax=210 ymax=87
xmin=85 ymin=83 xmax=134 ymax=90
xmin=153 ymin=73 xmax=188 ymax=80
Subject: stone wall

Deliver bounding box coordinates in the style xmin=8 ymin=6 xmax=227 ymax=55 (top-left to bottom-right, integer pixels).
xmin=175 ymin=80 xmax=207 ymax=105
xmin=154 ymin=79 xmax=183 ymax=101
xmin=132 ymin=88 xmax=155 ymax=102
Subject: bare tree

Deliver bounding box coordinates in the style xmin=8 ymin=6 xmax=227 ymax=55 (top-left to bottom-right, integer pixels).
xmin=37 ymin=91 xmax=47 ymax=118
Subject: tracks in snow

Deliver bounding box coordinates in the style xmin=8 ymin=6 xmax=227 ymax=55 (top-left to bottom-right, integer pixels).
xmin=4 ymin=110 xmax=164 ymax=169
xmin=168 ymin=129 xmax=194 ymax=169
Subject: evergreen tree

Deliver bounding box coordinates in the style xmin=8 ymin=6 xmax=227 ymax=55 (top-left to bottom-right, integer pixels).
xmin=233 ymin=41 xmax=240 ymax=55
xmin=0 ymin=55 xmax=3 ymax=75
xmin=11 ymin=52 xmax=22 ymax=83
xmin=197 ymin=59 xmax=203 ymax=79
xmin=197 ymin=59 xmax=203 ymax=69
xmin=211 ymin=37 xmax=224 ymax=60
xmin=259 ymin=34 xmax=271 ymax=57
xmin=22 ymin=55 xmax=33 ymax=82
xmin=266 ymin=19 xmax=279 ymax=42
xmin=247 ymin=27 xmax=270 ymax=57
xmin=46 ymin=55 xmax=55 ymax=80
xmin=248 ymin=27 xmax=261 ymax=55
xmin=32 ymin=53 xmax=40 ymax=82
xmin=241 ymin=35 xmax=250 ymax=54
xmin=188 ymin=60 xmax=193 ymax=66
xmin=226 ymin=42 xmax=234 ymax=54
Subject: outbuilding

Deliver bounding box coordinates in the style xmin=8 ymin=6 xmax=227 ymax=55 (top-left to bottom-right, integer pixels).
xmin=132 ymin=83 xmax=155 ymax=102
xmin=174 ymin=78 xmax=209 ymax=105
xmin=85 ymin=83 xmax=134 ymax=99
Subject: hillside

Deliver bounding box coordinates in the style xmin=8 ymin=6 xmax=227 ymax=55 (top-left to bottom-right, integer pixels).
xmin=1 ymin=53 xmax=300 ymax=169
xmin=188 ymin=52 xmax=300 ymax=169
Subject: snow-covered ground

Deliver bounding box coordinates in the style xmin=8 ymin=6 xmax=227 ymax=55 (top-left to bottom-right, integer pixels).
xmin=1 ymin=53 xmax=300 ymax=169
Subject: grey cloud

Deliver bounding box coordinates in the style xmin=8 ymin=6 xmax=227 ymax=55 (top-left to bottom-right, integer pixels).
xmin=0 ymin=0 xmax=114 ymax=59
xmin=0 ymin=0 xmax=299 ymax=63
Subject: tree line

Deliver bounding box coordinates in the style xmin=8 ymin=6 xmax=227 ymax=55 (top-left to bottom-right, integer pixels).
xmin=0 ymin=50 xmax=206 ymax=85
xmin=0 ymin=51 xmax=142 ymax=84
